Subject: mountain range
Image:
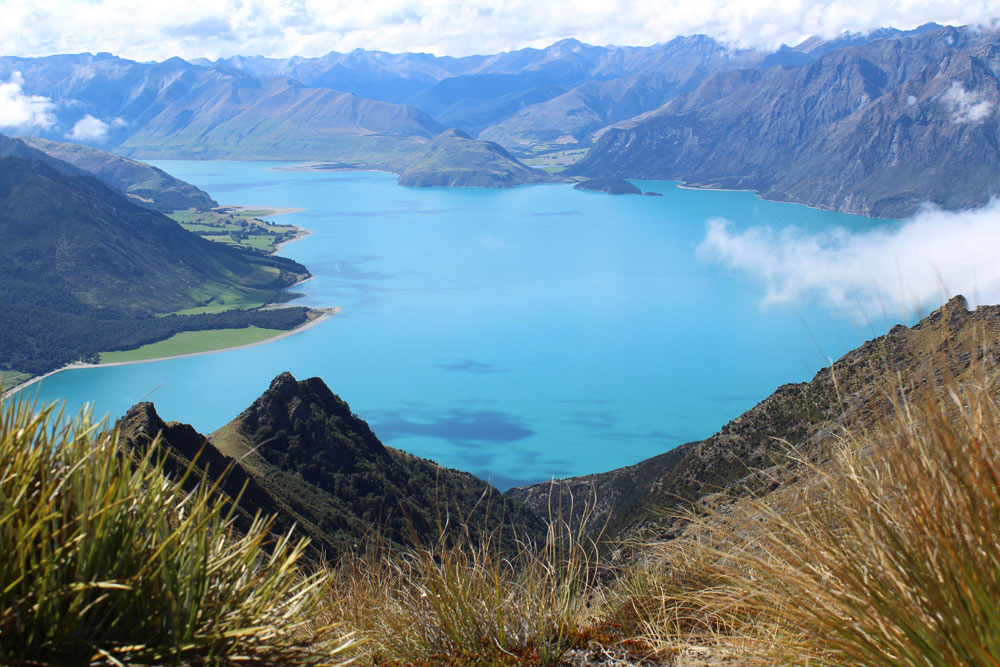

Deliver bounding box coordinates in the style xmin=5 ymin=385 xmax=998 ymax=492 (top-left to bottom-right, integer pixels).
xmin=570 ymin=24 xmax=1000 ymax=217
xmin=8 ymin=22 xmax=998 ymax=212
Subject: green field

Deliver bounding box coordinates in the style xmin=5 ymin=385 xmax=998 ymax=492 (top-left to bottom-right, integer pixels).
xmin=0 ymin=370 xmax=33 ymax=390
xmin=99 ymin=326 xmax=285 ymax=363
xmin=168 ymin=208 xmax=299 ymax=253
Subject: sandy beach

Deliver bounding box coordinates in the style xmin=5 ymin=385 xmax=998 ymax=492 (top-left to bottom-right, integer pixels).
xmin=5 ymin=308 xmax=338 ymax=399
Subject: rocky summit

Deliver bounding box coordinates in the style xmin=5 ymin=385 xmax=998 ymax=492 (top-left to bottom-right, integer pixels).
xmin=119 ymin=372 xmax=546 ymax=558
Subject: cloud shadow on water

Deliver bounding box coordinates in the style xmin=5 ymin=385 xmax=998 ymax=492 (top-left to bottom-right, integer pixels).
xmin=436 ymin=358 xmax=507 ymax=374
xmin=529 ymin=210 xmax=583 ymax=217
xmin=370 ymin=408 xmax=535 ymax=444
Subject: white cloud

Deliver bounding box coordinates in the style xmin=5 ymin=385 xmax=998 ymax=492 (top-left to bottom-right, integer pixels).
xmin=0 ymin=0 xmax=993 ymax=60
xmin=697 ymin=199 xmax=1000 ymax=318
xmin=68 ymin=114 xmax=112 ymax=141
xmin=0 ymin=71 xmax=56 ymax=129
xmin=941 ymin=80 xmax=993 ymax=123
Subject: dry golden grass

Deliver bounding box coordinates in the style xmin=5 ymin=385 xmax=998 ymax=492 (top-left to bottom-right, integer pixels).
xmin=621 ymin=368 xmax=1000 ymax=666
xmin=323 ymin=503 xmax=605 ymax=666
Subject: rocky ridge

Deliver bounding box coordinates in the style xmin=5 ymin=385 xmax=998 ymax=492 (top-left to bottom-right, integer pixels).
xmin=119 ymin=372 xmax=546 ymax=557
xmin=507 ymin=295 xmax=1000 ymax=538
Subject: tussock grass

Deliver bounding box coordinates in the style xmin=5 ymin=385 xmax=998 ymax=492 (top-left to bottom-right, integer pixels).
xmin=628 ymin=371 xmax=1000 ymax=665
xmin=328 ymin=505 xmax=603 ymax=666
xmin=0 ymin=396 xmax=355 ymax=665
xmin=13 ymin=348 xmax=1000 ymax=665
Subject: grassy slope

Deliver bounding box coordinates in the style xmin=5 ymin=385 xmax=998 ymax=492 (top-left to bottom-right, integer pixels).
xmin=22 ymin=137 xmax=218 ymax=213
xmin=168 ymin=208 xmax=301 ymax=254
xmin=98 ymin=326 xmax=285 ymax=363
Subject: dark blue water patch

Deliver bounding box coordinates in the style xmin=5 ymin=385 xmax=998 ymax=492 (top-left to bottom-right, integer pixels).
xmin=563 ymin=409 xmax=619 ymax=430
xmin=370 ymin=408 xmax=535 ymax=444
xmin=268 ymin=171 xmax=382 ymax=184
xmin=332 ymin=209 xmax=410 ymax=218
xmin=710 ymin=393 xmax=765 ymax=403
xmin=529 ymin=210 xmax=584 ymax=217
xmin=207 ymin=180 xmax=292 ymax=192
xmin=605 ymin=428 xmax=695 ymax=445
xmin=436 ymin=359 xmax=507 ymax=374
xmin=476 ymin=470 xmax=544 ymax=491
xmin=308 ymin=259 xmax=396 ymax=282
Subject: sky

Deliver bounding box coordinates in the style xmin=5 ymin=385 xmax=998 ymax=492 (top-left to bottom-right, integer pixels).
xmin=0 ymin=0 xmax=995 ymax=61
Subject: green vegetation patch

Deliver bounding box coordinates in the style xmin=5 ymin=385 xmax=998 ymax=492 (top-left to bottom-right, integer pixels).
xmin=100 ymin=326 xmax=286 ymax=363
xmin=2 ymin=305 xmax=311 ymax=375
xmin=169 ymin=207 xmax=300 ymax=253
xmin=0 ymin=370 xmax=32 ymax=390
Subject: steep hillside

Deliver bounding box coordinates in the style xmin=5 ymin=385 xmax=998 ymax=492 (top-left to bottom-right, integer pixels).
xmin=507 ymin=295 xmax=1000 ymax=537
xmin=397 ymin=129 xmax=566 ymax=188
xmin=22 ymin=137 xmax=217 ymax=212
xmin=0 ymin=155 xmax=310 ymax=374
xmin=569 ymin=25 xmax=1000 ymax=217
xmin=119 ymin=372 xmax=547 ymax=557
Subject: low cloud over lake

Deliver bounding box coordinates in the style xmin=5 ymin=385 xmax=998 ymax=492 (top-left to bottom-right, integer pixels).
xmin=699 ymin=198 xmax=1000 ymax=318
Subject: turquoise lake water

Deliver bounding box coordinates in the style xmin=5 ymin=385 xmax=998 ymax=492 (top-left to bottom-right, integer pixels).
xmin=24 ymin=162 xmax=896 ymax=489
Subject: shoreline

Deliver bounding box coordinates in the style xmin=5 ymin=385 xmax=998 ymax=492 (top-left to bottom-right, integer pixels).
xmin=274 ymin=227 xmax=312 ymax=252
xmin=671 ymin=180 xmax=892 ymax=219
xmin=218 ymin=205 xmax=305 ymax=217
xmin=5 ymin=308 xmax=339 ymax=399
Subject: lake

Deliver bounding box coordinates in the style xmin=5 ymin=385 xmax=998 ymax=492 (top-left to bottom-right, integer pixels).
xmin=24 ymin=162 xmax=894 ymax=489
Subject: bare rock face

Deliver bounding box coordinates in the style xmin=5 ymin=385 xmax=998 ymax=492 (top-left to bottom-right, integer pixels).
xmin=570 ymin=26 xmax=1000 ymax=218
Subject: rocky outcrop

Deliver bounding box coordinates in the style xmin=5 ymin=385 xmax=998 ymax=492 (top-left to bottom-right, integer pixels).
xmin=570 ymin=25 xmax=1000 ymax=218
xmin=120 ymin=372 xmax=546 ymax=558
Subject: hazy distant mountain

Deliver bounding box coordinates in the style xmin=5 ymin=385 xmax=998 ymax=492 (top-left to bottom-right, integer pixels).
xmin=197 ymin=37 xmax=772 ymax=138
xmin=22 ymin=137 xmax=217 ymax=212
xmin=570 ymin=25 xmax=1000 ymax=217
xmin=478 ymin=26 xmax=947 ymax=152
xmin=195 ymin=50 xmax=483 ymax=104
xmin=0 ymin=54 xmax=444 ymax=167
xmin=397 ymin=128 xmax=565 ymax=187
xmin=120 ymin=372 xmax=546 ymax=556
xmin=198 ymin=32 xmax=942 ymax=152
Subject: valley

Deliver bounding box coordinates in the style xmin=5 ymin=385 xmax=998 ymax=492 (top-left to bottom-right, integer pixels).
xmin=24 ymin=161 xmax=887 ymax=489
xmin=3 ymin=10 xmax=1000 ymax=665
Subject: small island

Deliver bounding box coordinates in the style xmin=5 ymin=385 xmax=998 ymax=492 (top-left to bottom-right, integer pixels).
xmin=573 ymin=177 xmax=642 ymax=195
